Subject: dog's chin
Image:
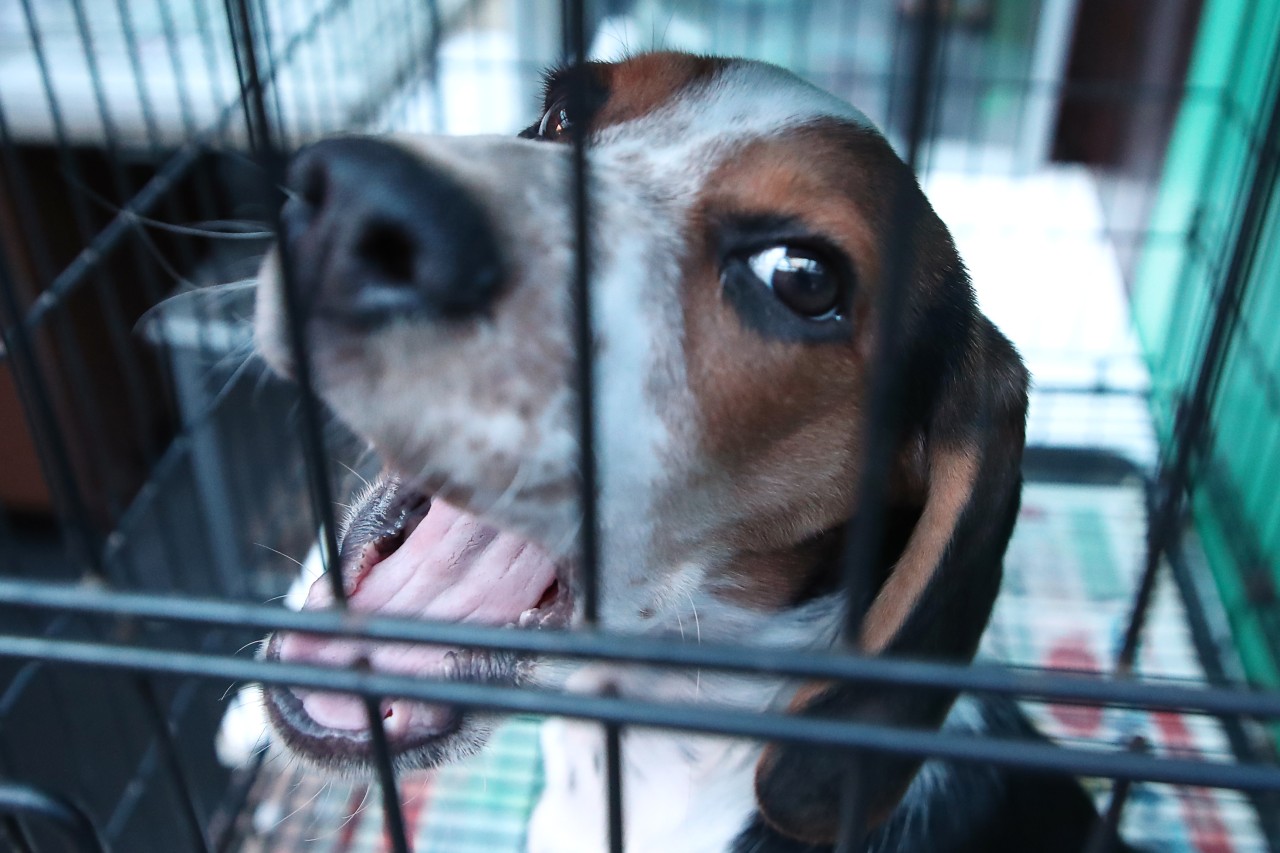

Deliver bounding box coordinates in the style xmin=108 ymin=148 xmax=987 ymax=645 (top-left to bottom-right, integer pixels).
xmin=261 ymin=471 xmax=575 ymax=773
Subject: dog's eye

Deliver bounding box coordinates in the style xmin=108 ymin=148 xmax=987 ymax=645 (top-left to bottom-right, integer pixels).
xmin=537 ymin=99 xmax=575 ymax=141
xmin=747 ymin=246 xmax=842 ymax=319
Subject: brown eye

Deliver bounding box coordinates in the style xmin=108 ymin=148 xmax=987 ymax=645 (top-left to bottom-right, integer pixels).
xmin=747 ymin=246 xmax=842 ymax=318
xmin=538 ymin=99 xmax=574 ymax=141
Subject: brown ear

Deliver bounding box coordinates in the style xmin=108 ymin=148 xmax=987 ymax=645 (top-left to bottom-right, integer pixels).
xmin=754 ymin=314 xmax=1029 ymax=845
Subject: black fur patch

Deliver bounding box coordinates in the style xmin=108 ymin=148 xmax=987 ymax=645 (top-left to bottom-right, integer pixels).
xmin=733 ymin=696 xmax=1145 ymax=853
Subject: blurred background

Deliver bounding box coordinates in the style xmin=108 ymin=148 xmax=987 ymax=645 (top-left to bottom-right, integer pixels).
xmin=1 ymin=1 xmax=1278 ymax=851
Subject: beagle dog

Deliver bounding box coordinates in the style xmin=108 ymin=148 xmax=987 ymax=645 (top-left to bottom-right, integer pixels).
xmin=254 ymin=52 xmax=1134 ymax=852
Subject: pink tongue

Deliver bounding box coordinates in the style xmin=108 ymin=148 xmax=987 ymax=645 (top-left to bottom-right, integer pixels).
xmin=278 ymin=499 xmax=559 ymax=733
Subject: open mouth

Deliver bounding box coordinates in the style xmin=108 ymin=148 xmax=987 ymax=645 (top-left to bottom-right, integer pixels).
xmin=263 ymin=474 xmax=574 ymax=769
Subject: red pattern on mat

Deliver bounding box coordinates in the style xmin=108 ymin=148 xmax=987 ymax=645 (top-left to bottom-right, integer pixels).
xmin=327 ymin=777 xmax=435 ymax=853
xmin=398 ymin=778 xmax=433 ymax=846
xmin=1153 ymin=711 xmax=1235 ymax=853
xmin=334 ymin=785 xmax=371 ymax=853
xmin=1047 ymin=633 xmax=1105 ymax=738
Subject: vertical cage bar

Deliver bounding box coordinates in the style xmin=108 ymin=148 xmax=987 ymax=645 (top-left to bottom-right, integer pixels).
xmin=268 ymin=0 xmax=318 ymax=142
xmin=249 ymin=0 xmax=295 ymax=152
xmin=13 ymin=0 xmax=163 ymax=513
xmin=361 ymin=690 xmax=411 ymax=853
xmin=186 ymin=0 xmax=235 ymax=137
xmin=222 ymin=0 xmax=344 ymax=603
xmin=62 ymin=0 xmax=176 ymax=429
xmin=562 ymin=0 xmax=624 ymax=850
xmin=1084 ymin=736 xmax=1147 ymax=853
xmin=63 ymin=0 xmax=176 ymax=318
xmin=106 ymin=0 xmax=234 ymax=608
xmin=564 ymin=1 xmax=601 ymax=627
xmin=222 ymin=2 xmax=413 ymax=851
xmin=112 ymin=0 xmax=165 ymax=149
xmin=0 ymin=228 xmax=103 ymax=579
xmin=155 ymin=0 xmax=261 ymax=599
xmin=838 ymin=0 xmax=943 ymax=644
xmin=424 ymin=0 xmax=446 ymax=134
xmin=132 ymin=676 xmax=213 ymax=853
xmin=835 ymin=0 xmax=945 ymax=848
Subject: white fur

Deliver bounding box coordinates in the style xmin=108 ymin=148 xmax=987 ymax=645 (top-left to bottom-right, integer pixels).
xmin=529 ymin=718 xmax=762 ymax=853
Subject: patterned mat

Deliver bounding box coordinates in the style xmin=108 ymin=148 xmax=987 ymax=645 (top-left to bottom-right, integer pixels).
xmin=985 ymin=481 xmax=1266 ymax=853
xmin=235 ymin=717 xmax=542 ymax=852
xmin=227 ymin=479 xmax=1269 ymax=852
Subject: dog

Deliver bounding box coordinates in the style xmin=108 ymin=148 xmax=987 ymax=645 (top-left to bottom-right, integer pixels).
xmin=253 ymin=52 xmax=1137 ymax=852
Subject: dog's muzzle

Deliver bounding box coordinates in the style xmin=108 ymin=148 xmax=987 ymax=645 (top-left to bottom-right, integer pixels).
xmin=258 ymin=136 xmax=580 ymax=769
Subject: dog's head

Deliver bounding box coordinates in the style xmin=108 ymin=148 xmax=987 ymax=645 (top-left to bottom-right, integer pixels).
xmin=255 ymin=52 xmax=1027 ymax=841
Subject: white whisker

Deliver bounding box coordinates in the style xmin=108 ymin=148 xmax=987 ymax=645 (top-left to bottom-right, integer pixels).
xmin=686 ymin=591 xmax=703 ymax=700
xmin=486 ymin=457 xmax=532 ymax=520
xmin=337 ymin=459 xmax=372 ymax=489
xmin=255 ymin=543 xmax=304 ymax=568
xmin=273 ymin=774 xmax=329 ymax=829
xmin=336 ymin=784 xmax=373 ymax=829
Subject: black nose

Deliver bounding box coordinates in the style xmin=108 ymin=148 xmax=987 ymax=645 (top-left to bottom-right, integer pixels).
xmin=280 ymin=137 xmax=502 ymax=325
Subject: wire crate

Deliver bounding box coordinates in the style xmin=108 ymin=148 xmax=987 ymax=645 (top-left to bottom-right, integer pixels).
xmin=1 ymin=1 xmax=1278 ymax=851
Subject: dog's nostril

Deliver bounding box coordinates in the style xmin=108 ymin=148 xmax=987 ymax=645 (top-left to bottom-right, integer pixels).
xmin=300 ymin=161 xmax=328 ymax=209
xmin=356 ymin=221 xmax=417 ymax=284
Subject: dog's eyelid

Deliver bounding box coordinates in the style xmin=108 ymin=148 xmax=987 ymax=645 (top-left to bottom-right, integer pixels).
xmin=537 ymin=64 xmax=572 ymax=105
xmin=713 ymin=215 xmax=849 ymax=261
xmin=528 ymin=63 xmax=610 ymax=142
xmin=715 ymin=222 xmax=857 ymax=296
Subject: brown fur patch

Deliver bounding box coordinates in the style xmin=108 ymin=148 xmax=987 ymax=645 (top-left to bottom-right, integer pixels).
xmin=590 ymin=53 xmax=728 ymax=130
xmin=678 ymin=123 xmax=959 ymax=608
xmin=860 ymin=446 xmax=977 ymax=652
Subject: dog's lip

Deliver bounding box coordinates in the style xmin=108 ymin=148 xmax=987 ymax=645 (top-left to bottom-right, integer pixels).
xmin=263 ymin=471 xmax=574 ymax=764
xmin=350 ymin=485 xmax=432 ymax=595
xmin=262 ymin=659 xmax=463 ymax=757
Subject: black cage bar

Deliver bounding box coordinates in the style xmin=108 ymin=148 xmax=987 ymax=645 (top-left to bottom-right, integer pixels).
xmin=1 ymin=1 xmax=1278 ymax=852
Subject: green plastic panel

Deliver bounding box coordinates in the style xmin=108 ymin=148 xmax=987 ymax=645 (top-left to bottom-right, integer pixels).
xmin=1133 ymin=0 xmax=1280 ymax=690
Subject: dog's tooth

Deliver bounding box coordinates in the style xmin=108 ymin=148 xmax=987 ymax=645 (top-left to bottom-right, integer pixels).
xmin=517 ymin=608 xmax=539 ymax=628
xmin=441 ymin=650 xmax=459 ymax=680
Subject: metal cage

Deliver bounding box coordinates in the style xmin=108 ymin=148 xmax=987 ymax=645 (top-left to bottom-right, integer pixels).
xmin=1 ymin=1 xmax=1278 ymax=851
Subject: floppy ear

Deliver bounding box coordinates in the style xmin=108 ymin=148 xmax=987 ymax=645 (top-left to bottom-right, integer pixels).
xmin=753 ymin=312 xmax=1029 ymax=845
